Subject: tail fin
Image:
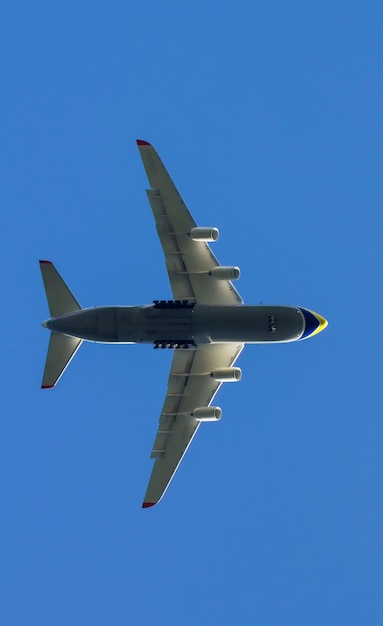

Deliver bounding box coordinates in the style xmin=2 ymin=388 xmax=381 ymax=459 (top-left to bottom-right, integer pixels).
xmin=39 ymin=260 xmax=81 ymax=317
xmin=39 ymin=261 xmax=83 ymax=389
xmin=41 ymin=333 xmax=82 ymax=388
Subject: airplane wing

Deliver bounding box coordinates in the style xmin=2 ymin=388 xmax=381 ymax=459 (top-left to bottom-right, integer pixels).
xmin=136 ymin=140 xmax=243 ymax=305
xmin=137 ymin=140 xmax=244 ymax=507
xmin=142 ymin=341 xmax=243 ymax=507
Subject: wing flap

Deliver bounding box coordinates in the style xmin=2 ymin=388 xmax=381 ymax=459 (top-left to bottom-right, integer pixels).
xmin=150 ymin=349 xmax=196 ymax=459
xmin=146 ymin=189 xmax=195 ymax=300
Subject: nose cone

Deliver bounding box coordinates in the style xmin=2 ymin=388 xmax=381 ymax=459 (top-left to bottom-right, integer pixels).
xmin=315 ymin=312 xmax=328 ymax=333
xmin=299 ymin=308 xmax=328 ymax=340
xmin=41 ymin=319 xmax=49 ymax=329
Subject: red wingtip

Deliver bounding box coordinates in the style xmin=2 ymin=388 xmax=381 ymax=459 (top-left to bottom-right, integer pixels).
xmin=39 ymin=260 xmax=52 ymax=265
xmin=136 ymin=139 xmax=151 ymax=146
xmin=142 ymin=502 xmax=156 ymax=509
xmin=41 ymin=384 xmax=54 ymax=389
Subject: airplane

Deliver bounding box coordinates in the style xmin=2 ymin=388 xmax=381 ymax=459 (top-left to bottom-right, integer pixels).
xmin=39 ymin=139 xmax=328 ymax=508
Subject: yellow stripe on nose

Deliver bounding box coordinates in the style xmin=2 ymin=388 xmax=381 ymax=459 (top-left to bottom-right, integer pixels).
xmin=309 ymin=310 xmax=328 ymax=337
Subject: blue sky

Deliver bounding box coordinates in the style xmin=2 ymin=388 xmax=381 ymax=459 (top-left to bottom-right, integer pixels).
xmin=2 ymin=1 xmax=383 ymax=624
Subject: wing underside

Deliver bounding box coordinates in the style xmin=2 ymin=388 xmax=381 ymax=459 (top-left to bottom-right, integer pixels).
xmin=137 ymin=141 xmax=242 ymax=305
xmin=137 ymin=140 xmax=244 ymax=507
xmin=143 ymin=342 xmax=243 ymax=507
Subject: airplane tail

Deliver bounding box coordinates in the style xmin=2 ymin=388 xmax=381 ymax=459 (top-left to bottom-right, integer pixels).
xmin=39 ymin=261 xmax=83 ymax=389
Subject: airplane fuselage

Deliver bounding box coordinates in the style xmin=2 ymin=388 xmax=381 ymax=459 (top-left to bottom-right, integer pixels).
xmin=44 ymin=302 xmax=306 ymax=346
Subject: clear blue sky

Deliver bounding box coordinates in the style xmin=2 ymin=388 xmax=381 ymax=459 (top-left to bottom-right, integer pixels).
xmin=2 ymin=2 xmax=383 ymax=624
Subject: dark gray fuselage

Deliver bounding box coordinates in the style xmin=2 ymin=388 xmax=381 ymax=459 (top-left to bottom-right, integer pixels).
xmin=46 ymin=304 xmax=305 ymax=345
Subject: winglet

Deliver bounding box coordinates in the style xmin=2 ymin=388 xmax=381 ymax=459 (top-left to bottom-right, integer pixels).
xmin=41 ymin=384 xmax=54 ymax=389
xmin=142 ymin=502 xmax=156 ymax=509
xmin=136 ymin=139 xmax=151 ymax=146
xmin=39 ymin=260 xmax=52 ymax=265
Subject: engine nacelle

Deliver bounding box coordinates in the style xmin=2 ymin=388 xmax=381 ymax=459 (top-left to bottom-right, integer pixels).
xmin=193 ymin=406 xmax=222 ymax=422
xmin=210 ymin=266 xmax=240 ymax=280
xmin=211 ymin=367 xmax=242 ymax=382
xmin=190 ymin=227 xmax=219 ymax=242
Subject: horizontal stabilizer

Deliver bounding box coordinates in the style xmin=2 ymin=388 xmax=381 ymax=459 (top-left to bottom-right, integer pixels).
xmin=39 ymin=261 xmax=81 ymax=317
xmin=42 ymin=333 xmax=82 ymax=388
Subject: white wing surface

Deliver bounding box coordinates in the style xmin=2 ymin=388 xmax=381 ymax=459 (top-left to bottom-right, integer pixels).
xmin=137 ymin=140 xmax=242 ymax=305
xmin=142 ymin=342 xmax=243 ymax=507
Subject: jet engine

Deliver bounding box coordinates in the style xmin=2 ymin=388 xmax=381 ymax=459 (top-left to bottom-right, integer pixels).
xmin=210 ymin=367 xmax=242 ymax=382
xmin=193 ymin=406 xmax=222 ymax=421
xmin=210 ymin=266 xmax=240 ymax=280
xmin=190 ymin=227 xmax=219 ymax=242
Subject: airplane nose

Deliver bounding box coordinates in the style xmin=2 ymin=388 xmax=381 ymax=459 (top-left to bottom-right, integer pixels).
xmin=299 ymin=308 xmax=328 ymax=340
xmin=41 ymin=320 xmax=49 ymax=329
